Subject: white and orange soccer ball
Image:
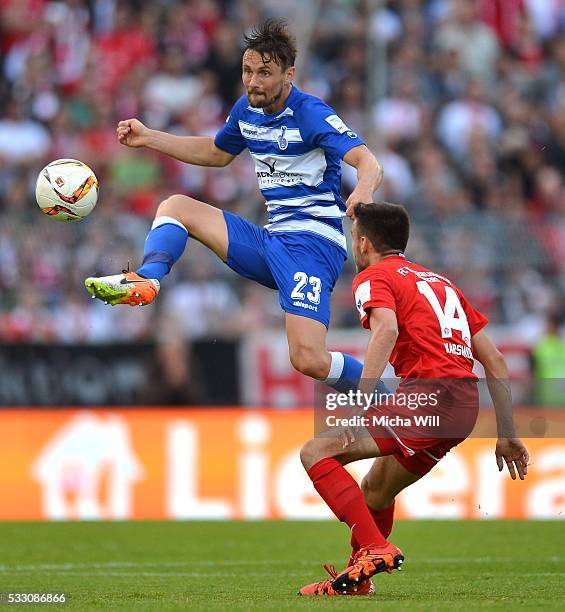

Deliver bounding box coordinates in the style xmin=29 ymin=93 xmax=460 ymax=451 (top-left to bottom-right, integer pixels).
xmin=36 ymin=159 xmax=98 ymax=222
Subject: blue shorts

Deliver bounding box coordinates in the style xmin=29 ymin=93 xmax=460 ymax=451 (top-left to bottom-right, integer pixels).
xmin=224 ymin=211 xmax=346 ymax=328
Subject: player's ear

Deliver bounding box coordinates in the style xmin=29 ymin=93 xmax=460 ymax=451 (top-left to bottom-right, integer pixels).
xmin=285 ymin=66 xmax=295 ymax=85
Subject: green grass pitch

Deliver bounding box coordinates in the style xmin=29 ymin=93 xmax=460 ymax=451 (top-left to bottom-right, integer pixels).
xmin=0 ymin=521 xmax=564 ymax=610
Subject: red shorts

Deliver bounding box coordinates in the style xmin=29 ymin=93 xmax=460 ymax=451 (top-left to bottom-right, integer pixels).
xmin=372 ymin=435 xmax=465 ymax=476
xmin=367 ymin=379 xmax=479 ymax=476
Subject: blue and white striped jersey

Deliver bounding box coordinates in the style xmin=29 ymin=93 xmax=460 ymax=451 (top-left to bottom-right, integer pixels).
xmin=214 ymin=85 xmax=364 ymax=253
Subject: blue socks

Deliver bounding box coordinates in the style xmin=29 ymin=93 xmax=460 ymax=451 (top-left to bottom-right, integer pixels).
xmin=324 ymin=351 xmax=390 ymax=395
xmin=137 ymin=216 xmax=188 ymax=280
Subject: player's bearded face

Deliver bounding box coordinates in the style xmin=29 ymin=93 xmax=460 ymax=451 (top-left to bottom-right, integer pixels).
xmin=243 ymin=51 xmax=287 ymax=109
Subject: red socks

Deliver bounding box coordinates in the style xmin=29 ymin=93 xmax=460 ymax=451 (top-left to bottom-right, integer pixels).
xmin=307 ymin=458 xmax=387 ymax=548
xmin=349 ymin=502 xmax=395 ymax=564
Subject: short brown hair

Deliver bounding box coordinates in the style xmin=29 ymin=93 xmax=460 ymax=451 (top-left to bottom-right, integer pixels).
xmin=354 ymin=202 xmax=410 ymax=253
xmin=243 ymin=19 xmax=297 ymax=71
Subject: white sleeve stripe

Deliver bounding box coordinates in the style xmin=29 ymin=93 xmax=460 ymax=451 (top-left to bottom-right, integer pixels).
xmin=354 ymin=279 xmax=372 ymax=320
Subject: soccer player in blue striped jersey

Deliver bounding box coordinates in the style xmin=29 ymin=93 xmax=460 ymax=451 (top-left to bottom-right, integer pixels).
xmin=85 ymin=19 xmax=385 ymax=395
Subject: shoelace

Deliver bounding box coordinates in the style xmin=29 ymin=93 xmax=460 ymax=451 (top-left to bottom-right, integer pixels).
xmin=309 ymin=565 xmax=338 ymax=595
xmin=320 ymin=562 xmax=373 ymax=595
xmin=349 ymin=558 xmax=379 ymax=581
xmin=322 ymin=564 xmax=338 ymax=579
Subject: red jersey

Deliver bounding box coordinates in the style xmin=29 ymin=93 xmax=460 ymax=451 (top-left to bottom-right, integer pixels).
xmin=352 ymin=255 xmax=488 ymax=379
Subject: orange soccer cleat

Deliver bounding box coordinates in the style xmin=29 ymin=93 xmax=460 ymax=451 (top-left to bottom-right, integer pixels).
xmin=331 ymin=543 xmax=404 ymax=593
xmin=298 ymin=564 xmax=375 ymax=596
xmin=85 ymin=270 xmax=160 ymax=306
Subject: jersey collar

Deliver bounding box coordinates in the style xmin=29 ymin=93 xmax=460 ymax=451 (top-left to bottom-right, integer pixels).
xmin=262 ymin=84 xmax=299 ymax=119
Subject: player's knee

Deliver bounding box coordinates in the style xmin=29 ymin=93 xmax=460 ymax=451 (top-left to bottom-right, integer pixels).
xmin=156 ymin=195 xmax=195 ymax=230
xmin=361 ymin=475 xmax=394 ymax=509
xmin=300 ymin=439 xmax=319 ymax=470
xmin=300 ymin=437 xmax=335 ymax=470
xmin=289 ymin=344 xmax=328 ymax=380
xmin=157 ymin=194 xmax=184 ymax=215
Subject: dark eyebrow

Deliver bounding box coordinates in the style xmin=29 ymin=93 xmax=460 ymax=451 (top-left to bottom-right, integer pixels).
xmin=242 ymin=63 xmax=270 ymax=70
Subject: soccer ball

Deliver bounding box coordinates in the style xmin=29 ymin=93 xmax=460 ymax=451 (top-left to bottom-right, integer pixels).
xmin=36 ymin=159 xmax=98 ymax=222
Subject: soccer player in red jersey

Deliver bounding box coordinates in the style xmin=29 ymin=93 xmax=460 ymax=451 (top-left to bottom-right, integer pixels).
xmin=298 ymin=201 xmax=529 ymax=596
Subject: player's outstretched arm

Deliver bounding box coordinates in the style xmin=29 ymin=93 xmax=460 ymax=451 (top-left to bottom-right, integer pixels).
xmin=343 ymin=145 xmax=384 ymax=217
xmin=472 ymin=329 xmax=530 ymax=480
xmin=116 ymin=118 xmax=235 ymax=167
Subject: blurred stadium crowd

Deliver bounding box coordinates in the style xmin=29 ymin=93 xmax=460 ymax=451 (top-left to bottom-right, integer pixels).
xmin=0 ymin=0 xmax=563 ymax=345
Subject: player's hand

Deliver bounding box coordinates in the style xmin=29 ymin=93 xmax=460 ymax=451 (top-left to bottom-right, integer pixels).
xmin=495 ymin=437 xmax=530 ymax=480
xmin=117 ymin=118 xmax=150 ymax=148
xmin=340 ymin=425 xmax=357 ymax=448
xmin=345 ymin=189 xmax=373 ymax=218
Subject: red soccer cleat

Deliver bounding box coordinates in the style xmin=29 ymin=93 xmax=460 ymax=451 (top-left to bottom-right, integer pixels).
xmin=331 ymin=543 xmax=404 ymax=593
xmin=298 ymin=564 xmax=375 ymax=596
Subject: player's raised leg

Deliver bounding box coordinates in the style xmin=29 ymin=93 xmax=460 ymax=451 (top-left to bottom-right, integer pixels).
xmin=285 ymin=313 xmax=388 ymax=394
xmin=285 ymin=314 xmax=331 ymax=380
xmin=85 ymin=194 xmax=228 ymax=306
